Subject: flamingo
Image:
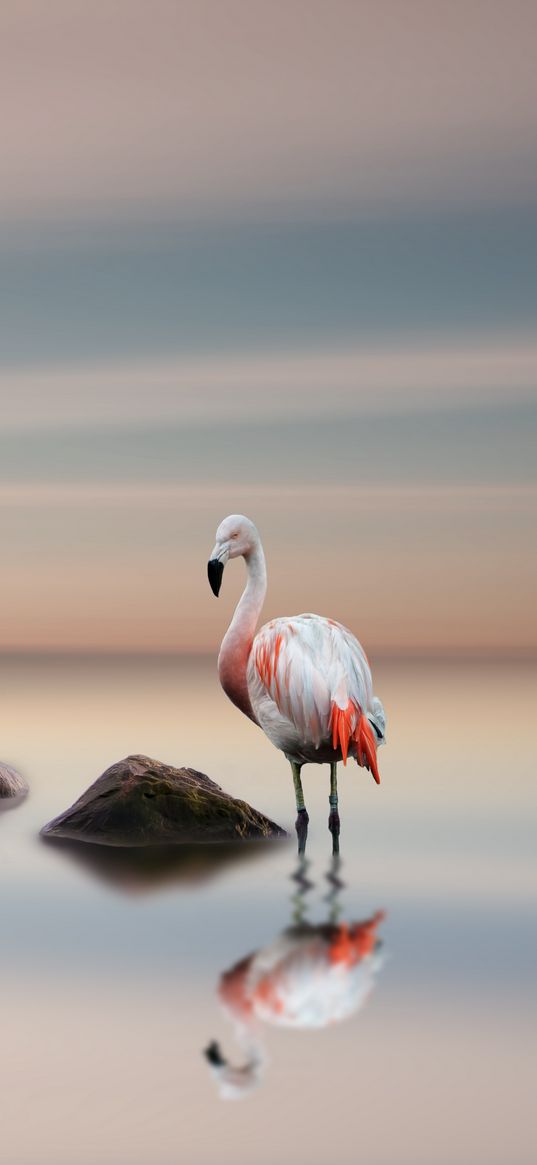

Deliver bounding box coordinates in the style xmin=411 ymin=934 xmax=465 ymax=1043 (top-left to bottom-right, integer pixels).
xmin=208 ymin=515 xmax=386 ymax=852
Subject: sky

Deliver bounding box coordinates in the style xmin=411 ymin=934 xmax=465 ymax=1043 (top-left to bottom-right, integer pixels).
xmin=0 ymin=0 xmax=536 ymax=654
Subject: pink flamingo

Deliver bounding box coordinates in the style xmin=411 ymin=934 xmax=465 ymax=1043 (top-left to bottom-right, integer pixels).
xmin=208 ymin=515 xmax=386 ymax=851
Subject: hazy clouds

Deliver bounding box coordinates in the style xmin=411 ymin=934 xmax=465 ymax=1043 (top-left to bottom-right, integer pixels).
xmin=0 ymin=2 xmax=535 ymax=653
xmin=1 ymin=1 xmax=536 ymax=219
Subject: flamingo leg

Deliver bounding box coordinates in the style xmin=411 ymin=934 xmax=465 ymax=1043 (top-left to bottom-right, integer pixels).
xmin=328 ymin=762 xmax=340 ymax=854
xmin=291 ymin=761 xmax=309 ymax=855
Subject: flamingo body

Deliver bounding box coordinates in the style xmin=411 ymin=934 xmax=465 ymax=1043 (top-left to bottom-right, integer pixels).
xmin=248 ymin=613 xmax=384 ymax=775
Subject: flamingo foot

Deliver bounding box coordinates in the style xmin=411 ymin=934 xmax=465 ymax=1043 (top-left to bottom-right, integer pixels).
xmin=295 ymin=808 xmax=309 ymax=855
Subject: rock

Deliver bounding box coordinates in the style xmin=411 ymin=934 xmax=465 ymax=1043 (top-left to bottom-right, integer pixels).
xmin=41 ymin=754 xmax=286 ymax=847
xmin=0 ymin=763 xmax=29 ymax=800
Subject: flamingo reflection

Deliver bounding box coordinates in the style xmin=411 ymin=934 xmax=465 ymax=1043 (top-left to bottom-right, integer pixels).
xmin=204 ymin=858 xmax=386 ymax=1099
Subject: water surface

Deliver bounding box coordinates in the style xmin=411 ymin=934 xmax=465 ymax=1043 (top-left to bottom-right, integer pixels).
xmin=0 ymin=656 xmax=534 ymax=1164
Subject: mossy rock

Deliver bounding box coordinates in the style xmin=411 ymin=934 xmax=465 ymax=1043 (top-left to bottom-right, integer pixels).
xmin=41 ymin=754 xmax=286 ymax=846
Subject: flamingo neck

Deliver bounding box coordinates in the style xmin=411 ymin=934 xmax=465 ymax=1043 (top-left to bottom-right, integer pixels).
xmin=218 ymin=543 xmax=267 ymax=722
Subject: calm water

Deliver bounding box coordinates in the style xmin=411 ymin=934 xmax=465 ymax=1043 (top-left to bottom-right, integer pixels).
xmin=0 ymin=656 xmax=535 ymax=1165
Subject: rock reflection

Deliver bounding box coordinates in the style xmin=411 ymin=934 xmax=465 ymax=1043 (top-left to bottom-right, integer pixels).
xmin=205 ymin=857 xmax=386 ymax=1099
xmin=40 ymin=837 xmax=284 ymax=894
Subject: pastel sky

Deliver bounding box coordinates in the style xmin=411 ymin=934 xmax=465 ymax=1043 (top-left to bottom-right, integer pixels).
xmin=0 ymin=1 xmax=535 ymax=653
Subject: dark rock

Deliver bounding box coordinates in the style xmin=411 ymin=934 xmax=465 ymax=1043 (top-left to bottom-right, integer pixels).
xmin=0 ymin=763 xmax=28 ymax=800
xmin=40 ymin=754 xmax=286 ymax=846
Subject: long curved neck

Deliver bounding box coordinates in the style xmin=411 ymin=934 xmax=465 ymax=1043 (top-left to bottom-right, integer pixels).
xmin=218 ymin=543 xmax=267 ymax=722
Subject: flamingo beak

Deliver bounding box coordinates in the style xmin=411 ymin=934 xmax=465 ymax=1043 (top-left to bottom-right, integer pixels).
xmin=207 ymin=558 xmax=224 ymax=597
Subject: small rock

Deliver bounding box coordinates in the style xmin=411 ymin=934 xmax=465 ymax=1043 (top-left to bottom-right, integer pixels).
xmin=0 ymin=763 xmax=29 ymax=800
xmin=41 ymin=754 xmax=286 ymax=846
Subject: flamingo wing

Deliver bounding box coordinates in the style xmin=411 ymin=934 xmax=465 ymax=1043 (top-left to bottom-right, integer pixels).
xmin=247 ymin=614 xmax=381 ymax=781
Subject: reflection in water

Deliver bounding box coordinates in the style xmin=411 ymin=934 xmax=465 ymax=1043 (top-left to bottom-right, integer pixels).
xmin=205 ymin=857 xmax=386 ymax=1099
xmin=39 ymin=836 xmax=285 ymax=894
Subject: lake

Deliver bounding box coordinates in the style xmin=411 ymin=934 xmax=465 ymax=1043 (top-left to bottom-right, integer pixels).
xmin=0 ymin=655 xmax=535 ymax=1165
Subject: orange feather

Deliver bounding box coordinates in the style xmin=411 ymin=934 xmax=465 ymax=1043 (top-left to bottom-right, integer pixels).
xmin=328 ymin=699 xmax=380 ymax=781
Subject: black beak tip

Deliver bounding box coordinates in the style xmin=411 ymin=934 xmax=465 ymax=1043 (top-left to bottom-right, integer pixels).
xmin=207 ymin=559 xmax=224 ymax=597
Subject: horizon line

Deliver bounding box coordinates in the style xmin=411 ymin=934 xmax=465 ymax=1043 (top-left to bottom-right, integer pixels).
xmin=0 ymin=646 xmax=534 ymax=664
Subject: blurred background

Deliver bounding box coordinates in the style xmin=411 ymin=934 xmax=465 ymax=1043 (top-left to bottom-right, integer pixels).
xmin=0 ymin=0 xmax=535 ymax=657
xmin=0 ymin=6 xmax=536 ymax=1165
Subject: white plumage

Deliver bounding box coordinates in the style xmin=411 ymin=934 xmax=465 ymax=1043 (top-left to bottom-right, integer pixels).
xmin=248 ymin=613 xmax=384 ymax=766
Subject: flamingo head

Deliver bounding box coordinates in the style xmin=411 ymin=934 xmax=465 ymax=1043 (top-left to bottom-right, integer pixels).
xmin=208 ymin=514 xmax=259 ymax=596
